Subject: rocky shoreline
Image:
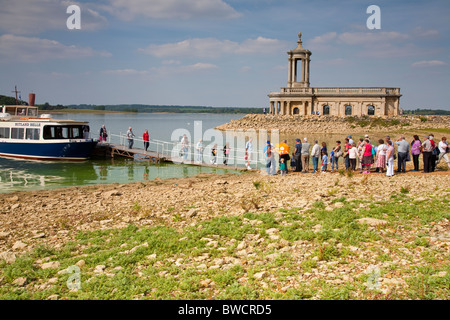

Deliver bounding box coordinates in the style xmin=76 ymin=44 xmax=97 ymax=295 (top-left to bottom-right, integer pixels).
xmin=0 ymin=169 xmax=449 ymax=299
xmin=216 ymin=114 xmax=450 ymax=134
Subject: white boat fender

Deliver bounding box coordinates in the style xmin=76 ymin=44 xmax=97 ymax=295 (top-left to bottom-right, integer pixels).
xmin=0 ymin=113 xmax=12 ymax=121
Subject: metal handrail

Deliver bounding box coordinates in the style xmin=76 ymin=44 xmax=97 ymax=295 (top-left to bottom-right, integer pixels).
xmin=105 ymin=132 xmax=266 ymax=168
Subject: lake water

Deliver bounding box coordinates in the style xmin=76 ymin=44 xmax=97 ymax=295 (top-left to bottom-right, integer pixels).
xmin=0 ymin=113 xmax=246 ymax=193
xmin=0 ymin=112 xmax=391 ymax=193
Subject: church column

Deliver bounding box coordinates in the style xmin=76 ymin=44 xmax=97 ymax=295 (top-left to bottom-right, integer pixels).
xmin=301 ymin=59 xmax=306 ymax=83
xmin=288 ymin=57 xmax=293 ymax=86
xmin=287 ymin=101 xmax=291 ymax=115
xmin=305 ymin=58 xmax=310 ymax=85
xmin=292 ymin=59 xmax=297 ymax=83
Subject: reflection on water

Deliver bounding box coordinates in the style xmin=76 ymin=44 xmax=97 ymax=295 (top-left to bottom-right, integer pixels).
xmin=0 ymin=157 xmax=239 ymax=193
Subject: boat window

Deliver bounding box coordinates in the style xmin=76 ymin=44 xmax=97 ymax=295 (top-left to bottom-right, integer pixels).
xmin=0 ymin=128 xmax=10 ymax=139
xmin=26 ymin=128 xmax=40 ymax=140
xmin=43 ymin=125 xmax=85 ymax=140
xmin=27 ymin=108 xmax=38 ymax=117
xmin=61 ymin=127 xmax=69 ymax=139
xmin=11 ymin=128 xmax=24 ymax=139
xmin=71 ymin=127 xmax=82 ymax=139
xmin=5 ymin=107 xmax=17 ymax=115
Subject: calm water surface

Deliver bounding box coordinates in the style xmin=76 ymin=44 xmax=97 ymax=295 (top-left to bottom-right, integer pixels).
xmin=0 ymin=113 xmax=245 ymax=193
xmin=0 ymin=112 xmax=391 ymax=193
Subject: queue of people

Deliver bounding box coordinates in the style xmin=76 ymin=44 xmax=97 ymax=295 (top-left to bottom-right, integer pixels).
xmin=98 ymin=125 xmax=450 ymax=175
xmin=264 ymin=134 xmax=450 ymax=176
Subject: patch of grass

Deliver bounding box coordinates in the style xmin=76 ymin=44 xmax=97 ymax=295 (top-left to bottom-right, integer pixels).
xmin=315 ymin=244 xmax=340 ymax=261
xmin=1 ymin=193 xmax=448 ymax=300
xmin=331 ymin=197 xmax=347 ymax=204
xmin=328 ymin=188 xmax=339 ymax=196
xmin=400 ymin=186 xmax=410 ymax=194
xmin=301 ymin=259 xmax=318 ymax=272
xmin=313 ymin=201 xmax=326 ymax=209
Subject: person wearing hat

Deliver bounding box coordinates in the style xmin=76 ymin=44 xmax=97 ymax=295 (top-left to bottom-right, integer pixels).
xmin=348 ymin=135 xmax=354 ymax=145
xmin=294 ymin=138 xmax=302 ymax=172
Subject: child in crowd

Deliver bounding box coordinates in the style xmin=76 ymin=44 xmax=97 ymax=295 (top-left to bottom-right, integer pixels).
xmin=321 ymin=150 xmax=328 ymax=173
xmin=280 ymin=158 xmax=286 ymax=176
xmin=290 ymin=152 xmax=296 ymax=171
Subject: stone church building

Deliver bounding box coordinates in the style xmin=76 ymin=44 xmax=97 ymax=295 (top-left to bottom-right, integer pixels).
xmin=268 ymin=33 xmax=401 ymax=116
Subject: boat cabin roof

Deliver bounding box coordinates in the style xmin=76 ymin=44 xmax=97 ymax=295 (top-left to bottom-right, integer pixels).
xmin=1 ymin=105 xmax=39 ymax=117
xmin=0 ymin=105 xmax=89 ymax=125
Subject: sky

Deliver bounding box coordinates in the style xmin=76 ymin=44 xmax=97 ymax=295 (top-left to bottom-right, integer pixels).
xmin=0 ymin=0 xmax=449 ymax=110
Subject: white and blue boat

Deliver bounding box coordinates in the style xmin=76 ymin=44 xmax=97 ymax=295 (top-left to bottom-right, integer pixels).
xmin=0 ymin=104 xmax=98 ymax=161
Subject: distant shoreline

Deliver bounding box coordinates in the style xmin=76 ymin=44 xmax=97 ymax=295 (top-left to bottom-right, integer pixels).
xmin=46 ymin=109 xmax=251 ymax=115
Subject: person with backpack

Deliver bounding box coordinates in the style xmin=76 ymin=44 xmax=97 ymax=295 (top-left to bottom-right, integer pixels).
xmin=436 ymin=136 xmax=450 ymax=169
xmin=331 ymin=141 xmax=342 ymax=172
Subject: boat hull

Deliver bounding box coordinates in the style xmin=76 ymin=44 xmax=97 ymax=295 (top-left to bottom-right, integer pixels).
xmin=0 ymin=141 xmax=98 ymax=161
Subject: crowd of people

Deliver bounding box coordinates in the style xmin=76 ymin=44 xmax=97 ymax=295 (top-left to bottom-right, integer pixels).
xmin=263 ymin=134 xmax=450 ymax=176
xmin=97 ymin=125 xmax=449 ymax=176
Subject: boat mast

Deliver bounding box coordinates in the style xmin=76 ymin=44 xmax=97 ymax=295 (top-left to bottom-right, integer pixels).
xmin=12 ymin=85 xmax=21 ymax=105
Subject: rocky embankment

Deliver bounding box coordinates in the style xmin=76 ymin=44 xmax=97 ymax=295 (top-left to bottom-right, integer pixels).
xmin=0 ymin=170 xmax=449 ymax=299
xmin=1 ymin=171 xmax=449 ymax=256
xmin=216 ymin=114 xmax=450 ymax=134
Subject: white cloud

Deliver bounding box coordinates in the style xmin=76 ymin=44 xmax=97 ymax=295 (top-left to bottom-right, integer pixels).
xmin=309 ymin=32 xmax=337 ymax=45
xmin=104 ymin=69 xmax=149 ymax=76
xmin=178 ymin=62 xmax=218 ymax=72
xmin=139 ymin=37 xmax=286 ymax=58
xmin=412 ymin=60 xmax=447 ymax=68
xmin=0 ymin=34 xmax=111 ymax=63
xmin=103 ymin=0 xmax=241 ymax=20
xmin=337 ymin=32 xmax=410 ymax=45
xmin=307 ymin=30 xmax=441 ymax=59
xmin=104 ymin=62 xmax=218 ymax=77
xmin=0 ymin=0 xmax=107 ymax=34
xmin=162 ymin=60 xmax=182 ymax=65
xmin=412 ymin=27 xmax=440 ymax=38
